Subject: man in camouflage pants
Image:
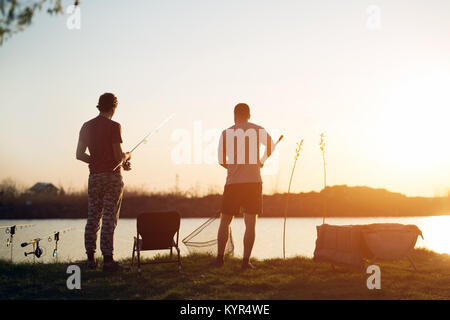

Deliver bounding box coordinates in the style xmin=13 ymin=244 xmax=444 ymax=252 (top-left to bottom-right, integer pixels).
xmin=76 ymin=93 xmax=131 ymax=272
xmin=85 ymin=173 xmax=124 ymax=262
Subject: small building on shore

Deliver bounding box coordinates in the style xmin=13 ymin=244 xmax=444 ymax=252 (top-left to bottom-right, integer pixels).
xmin=29 ymin=183 xmax=59 ymax=195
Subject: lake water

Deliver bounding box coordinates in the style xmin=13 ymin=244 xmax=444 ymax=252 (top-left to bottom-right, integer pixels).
xmin=1 ymin=216 xmax=449 ymax=263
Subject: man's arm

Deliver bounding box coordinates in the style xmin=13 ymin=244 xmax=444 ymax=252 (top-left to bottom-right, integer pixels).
xmin=112 ymin=143 xmax=131 ymax=164
xmin=218 ymin=130 xmax=228 ymax=169
xmin=111 ymin=122 xmax=131 ymax=169
xmin=76 ymin=138 xmax=91 ymax=164
xmin=259 ymin=128 xmax=276 ymax=167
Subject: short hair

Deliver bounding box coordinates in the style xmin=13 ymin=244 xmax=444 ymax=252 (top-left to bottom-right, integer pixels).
xmin=234 ymin=103 xmax=250 ymax=118
xmin=97 ymin=93 xmax=118 ymax=112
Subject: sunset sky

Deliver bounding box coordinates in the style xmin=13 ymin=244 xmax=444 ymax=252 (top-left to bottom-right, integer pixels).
xmin=1 ymin=0 xmax=449 ymax=197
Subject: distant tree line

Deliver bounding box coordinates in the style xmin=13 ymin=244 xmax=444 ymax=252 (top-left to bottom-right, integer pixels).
xmin=1 ymin=180 xmax=449 ymax=219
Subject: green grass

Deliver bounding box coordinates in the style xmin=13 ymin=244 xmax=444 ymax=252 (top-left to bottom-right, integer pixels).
xmin=1 ymin=248 xmax=449 ymax=300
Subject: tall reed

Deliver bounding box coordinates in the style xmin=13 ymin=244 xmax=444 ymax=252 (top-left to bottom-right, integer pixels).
xmin=319 ymin=133 xmax=327 ymax=224
xmin=283 ymin=139 xmax=304 ymax=259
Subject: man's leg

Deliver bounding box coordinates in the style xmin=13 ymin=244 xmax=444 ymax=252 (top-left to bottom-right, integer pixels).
xmin=216 ymin=213 xmax=234 ymax=263
xmin=241 ymin=182 xmax=262 ymax=270
xmin=84 ymin=174 xmax=105 ymax=266
xmin=243 ymin=213 xmax=257 ymax=267
xmin=212 ymin=183 xmax=238 ymax=267
xmin=100 ymin=174 xmax=124 ymax=269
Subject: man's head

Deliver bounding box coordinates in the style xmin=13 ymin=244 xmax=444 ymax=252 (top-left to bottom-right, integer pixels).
xmin=234 ymin=103 xmax=250 ymax=123
xmin=97 ymin=93 xmax=118 ymax=118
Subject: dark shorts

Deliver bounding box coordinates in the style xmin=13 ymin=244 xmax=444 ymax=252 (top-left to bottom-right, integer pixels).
xmin=222 ymin=182 xmax=262 ymax=216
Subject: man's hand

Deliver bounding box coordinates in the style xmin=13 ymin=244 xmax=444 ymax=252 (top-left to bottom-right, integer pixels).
xmin=121 ymin=152 xmax=132 ymax=171
xmin=122 ymin=160 xmax=132 ymax=171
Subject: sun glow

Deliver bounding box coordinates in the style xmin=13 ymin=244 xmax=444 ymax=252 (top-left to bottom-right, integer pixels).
xmin=376 ymin=71 xmax=450 ymax=173
xmin=417 ymin=215 xmax=450 ymax=254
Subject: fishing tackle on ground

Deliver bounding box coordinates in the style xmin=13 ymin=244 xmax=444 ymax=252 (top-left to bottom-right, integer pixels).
xmin=0 ymin=224 xmax=34 ymax=261
xmin=113 ymin=113 xmax=176 ymax=171
xmin=21 ymin=227 xmax=74 ymax=261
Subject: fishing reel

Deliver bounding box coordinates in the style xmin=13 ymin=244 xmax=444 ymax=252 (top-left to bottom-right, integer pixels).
xmin=122 ymin=160 xmax=132 ymax=171
xmin=22 ymin=240 xmax=45 ymax=258
xmin=20 ymin=228 xmax=72 ymax=261
xmin=21 ymin=234 xmax=54 ymax=259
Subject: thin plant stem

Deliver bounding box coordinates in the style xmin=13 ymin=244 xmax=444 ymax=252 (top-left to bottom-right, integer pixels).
xmin=319 ymin=133 xmax=327 ymax=224
xmin=283 ymin=139 xmax=303 ymax=259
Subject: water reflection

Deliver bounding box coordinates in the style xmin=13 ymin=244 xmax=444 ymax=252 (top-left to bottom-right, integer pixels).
xmin=0 ymin=216 xmax=448 ymax=263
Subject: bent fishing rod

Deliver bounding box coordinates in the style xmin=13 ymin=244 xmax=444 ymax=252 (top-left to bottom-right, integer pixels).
xmin=113 ymin=113 xmax=176 ymax=171
xmin=21 ymin=227 xmax=74 ymax=261
xmin=0 ymin=224 xmax=34 ymax=261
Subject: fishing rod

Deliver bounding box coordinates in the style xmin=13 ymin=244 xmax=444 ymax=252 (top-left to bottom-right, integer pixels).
xmin=21 ymin=227 xmax=74 ymax=261
xmin=113 ymin=113 xmax=176 ymax=171
xmin=260 ymin=135 xmax=284 ymax=165
xmin=0 ymin=224 xmax=34 ymax=261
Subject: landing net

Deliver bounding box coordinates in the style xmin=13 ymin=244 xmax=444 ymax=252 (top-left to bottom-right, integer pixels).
xmin=182 ymin=212 xmax=234 ymax=256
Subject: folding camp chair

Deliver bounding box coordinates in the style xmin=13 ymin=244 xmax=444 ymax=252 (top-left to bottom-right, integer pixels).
xmin=131 ymin=211 xmax=182 ymax=273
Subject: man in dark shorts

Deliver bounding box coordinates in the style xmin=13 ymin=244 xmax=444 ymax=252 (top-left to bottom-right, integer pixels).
xmin=214 ymin=103 xmax=275 ymax=270
xmin=76 ymin=93 xmax=131 ymax=272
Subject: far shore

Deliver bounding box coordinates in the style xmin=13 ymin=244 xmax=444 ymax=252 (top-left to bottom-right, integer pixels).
xmin=1 ymin=184 xmax=449 ymax=219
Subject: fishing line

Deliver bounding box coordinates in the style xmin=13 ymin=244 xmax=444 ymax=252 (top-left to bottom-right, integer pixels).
xmin=113 ymin=113 xmax=176 ymax=171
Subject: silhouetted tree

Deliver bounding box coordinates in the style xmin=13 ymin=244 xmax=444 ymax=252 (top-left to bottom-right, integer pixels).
xmin=0 ymin=0 xmax=79 ymax=45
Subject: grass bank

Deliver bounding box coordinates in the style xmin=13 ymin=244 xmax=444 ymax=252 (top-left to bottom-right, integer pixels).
xmin=1 ymin=248 xmax=449 ymax=300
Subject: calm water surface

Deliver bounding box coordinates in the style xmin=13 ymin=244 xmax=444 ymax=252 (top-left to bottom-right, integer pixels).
xmin=1 ymin=216 xmax=449 ymax=263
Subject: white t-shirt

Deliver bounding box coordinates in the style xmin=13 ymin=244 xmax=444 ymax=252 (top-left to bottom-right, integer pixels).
xmin=218 ymin=122 xmax=274 ymax=185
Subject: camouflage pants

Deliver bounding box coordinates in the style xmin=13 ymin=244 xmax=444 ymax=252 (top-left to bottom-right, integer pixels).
xmin=84 ymin=172 xmax=124 ymax=256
